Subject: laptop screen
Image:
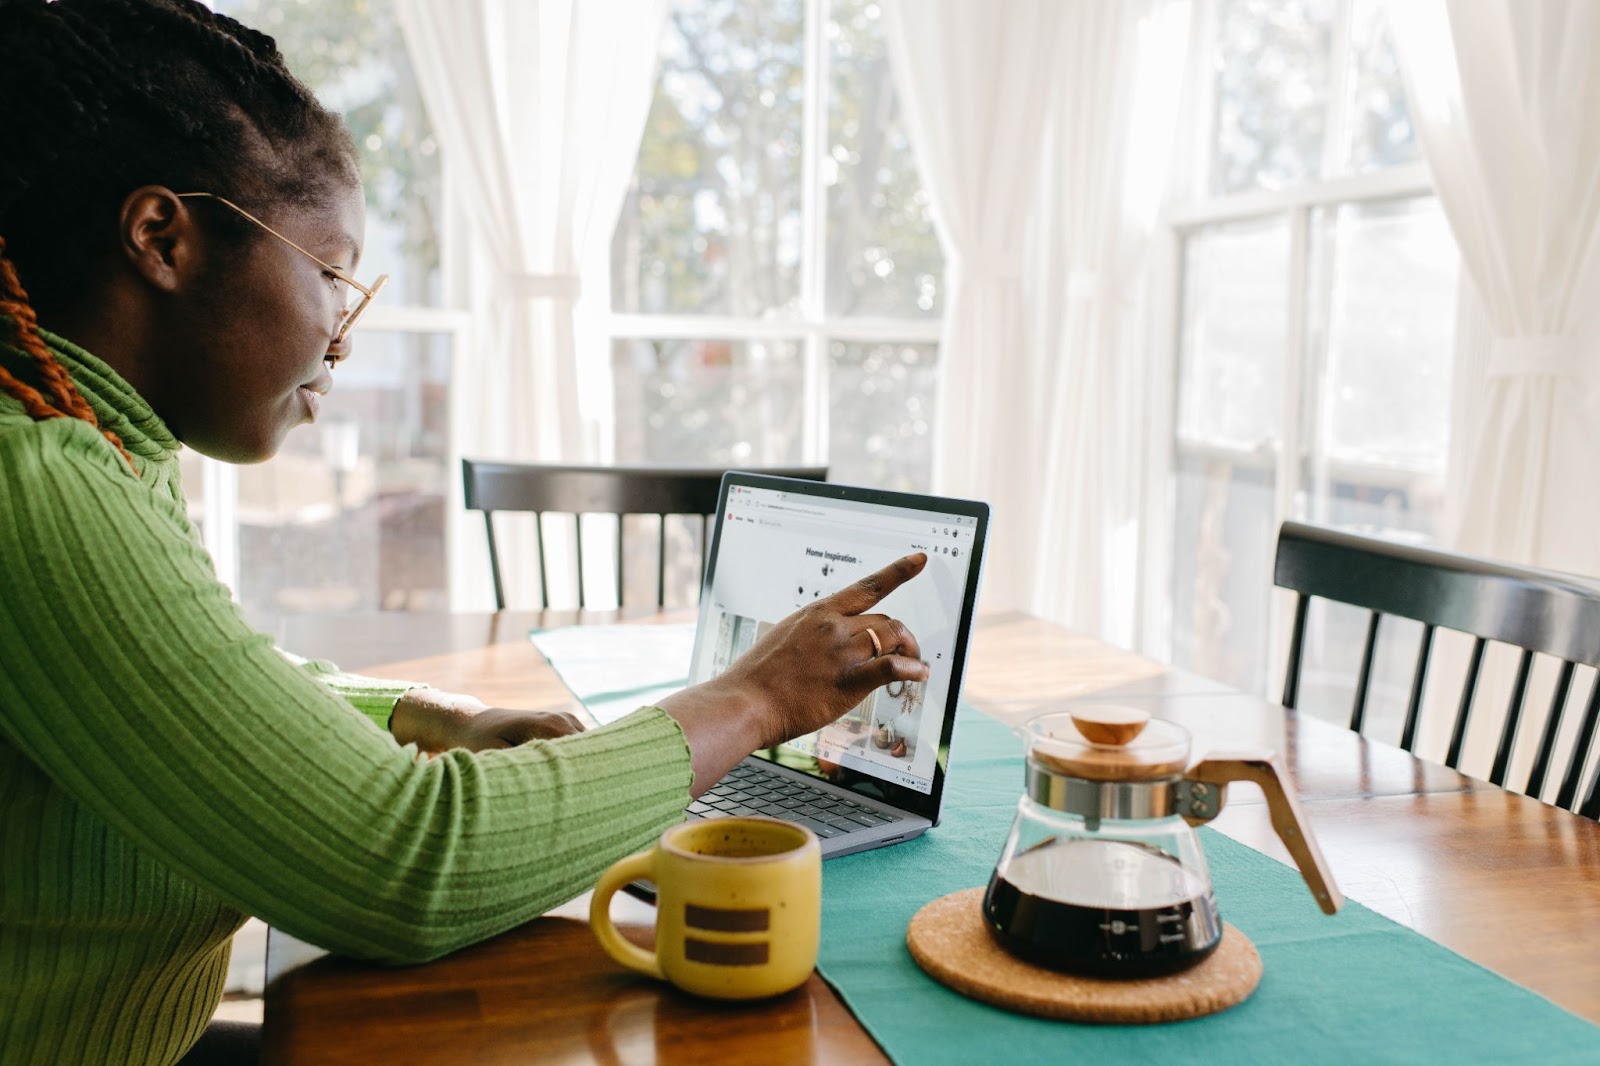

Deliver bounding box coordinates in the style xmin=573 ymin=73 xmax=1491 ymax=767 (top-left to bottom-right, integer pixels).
xmin=689 ymin=473 xmax=988 ymax=821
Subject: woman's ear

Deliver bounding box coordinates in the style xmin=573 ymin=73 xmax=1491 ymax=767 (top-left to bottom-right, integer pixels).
xmin=117 ymin=186 xmax=200 ymax=294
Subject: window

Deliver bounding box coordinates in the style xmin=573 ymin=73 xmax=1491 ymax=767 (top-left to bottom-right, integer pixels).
xmin=609 ymin=0 xmax=943 ymax=494
xmin=231 ymin=331 xmax=454 ymax=613
xmin=195 ymin=0 xmax=460 ymax=621
xmin=1160 ymin=0 xmax=1461 ymax=727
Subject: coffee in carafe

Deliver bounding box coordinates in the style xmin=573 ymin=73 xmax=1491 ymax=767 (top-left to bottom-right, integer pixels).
xmin=983 ymin=838 xmax=1221 ymax=977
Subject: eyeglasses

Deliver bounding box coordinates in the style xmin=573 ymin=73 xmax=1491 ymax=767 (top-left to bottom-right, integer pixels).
xmin=175 ymin=191 xmax=389 ymax=349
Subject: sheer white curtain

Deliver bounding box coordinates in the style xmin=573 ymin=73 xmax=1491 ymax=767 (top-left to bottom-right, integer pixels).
xmin=1027 ymin=1 xmax=1188 ymax=641
xmin=1392 ymin=0 xmax=1600 ymax=779
xmin=881 ymin=0 xmax=1067 ymax=610
xmin=397 ymin=0 xmax=667 ymax=607
xmin=883 ymin=0 xmax=1184 ymax=630
xmin=1393 ymin=0 xmax=1600 ymax=574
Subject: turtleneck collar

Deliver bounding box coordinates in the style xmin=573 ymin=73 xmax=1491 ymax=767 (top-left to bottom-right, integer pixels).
xmin=38 ymin=328 xmax=181 ymax=476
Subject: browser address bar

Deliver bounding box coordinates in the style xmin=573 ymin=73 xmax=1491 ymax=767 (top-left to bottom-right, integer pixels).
xmin=743 ymin=502 xmax=949 ymax=539
xmin=759 ymin=501 xmax=829 ymax=519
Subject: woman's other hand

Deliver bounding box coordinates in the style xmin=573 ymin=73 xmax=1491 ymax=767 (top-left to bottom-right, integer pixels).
xmin=391 ymin=689 xmax=586 ymax=753
xmin=658 ymin=552 xmax=929 ymax=795
xmin=454 ymin=707 xmax=586 ymax=750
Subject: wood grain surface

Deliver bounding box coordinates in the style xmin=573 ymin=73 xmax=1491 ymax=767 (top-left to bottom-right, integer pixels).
xmin=260 ymin=610 xmax=1600 ymax=1064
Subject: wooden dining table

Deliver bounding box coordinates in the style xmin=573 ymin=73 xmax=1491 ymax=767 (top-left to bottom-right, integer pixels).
xmin=255 ymin=608 xmax=1600 ymax=1064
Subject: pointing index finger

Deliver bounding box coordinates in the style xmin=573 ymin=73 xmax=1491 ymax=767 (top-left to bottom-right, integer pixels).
xmin=827 ymin=552 xmax=928 ymax=616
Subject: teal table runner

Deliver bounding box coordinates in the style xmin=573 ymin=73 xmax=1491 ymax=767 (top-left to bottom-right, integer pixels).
xmin=820 ymin=706 xmax=1600 ymax=1065
xmin=532 ymin=625 xmax=1600 ymax=1064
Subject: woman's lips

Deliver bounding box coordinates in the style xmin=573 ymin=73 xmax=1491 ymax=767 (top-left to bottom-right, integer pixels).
xmin=298 ymin=386 xmax=323 ymax=422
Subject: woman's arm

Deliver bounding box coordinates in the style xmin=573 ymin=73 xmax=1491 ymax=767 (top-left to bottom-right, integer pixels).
xmin=0 ymin=422 xmax=692 ymax=963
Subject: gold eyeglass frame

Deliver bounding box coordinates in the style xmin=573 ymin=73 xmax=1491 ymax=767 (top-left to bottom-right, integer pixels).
xmin=175 ymin=191 xmax=389 ymax=349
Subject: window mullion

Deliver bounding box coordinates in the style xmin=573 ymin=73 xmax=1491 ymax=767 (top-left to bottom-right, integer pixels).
xmin=1267 ymin=206 xmax=1313 ymax=695
xmin=800 ymin=0 xmax=827 ymax=315
xmin=200 ymin=455 xmax=238 ymax=595
xmin=1141 ymin=225 xmax=1184 ymax=662
xmin=1304 ymin=208 xmax=1337 ymax=529
xmin=800 ymin=0 xmax=829 ymax=465
xmin=1320 ymin=0 xmax=1356 ymax=179
xmin=1164 ymin=162 xmax=1431 ymax=229
xmin=1187 ymin=0 xmax=1222 ymax=201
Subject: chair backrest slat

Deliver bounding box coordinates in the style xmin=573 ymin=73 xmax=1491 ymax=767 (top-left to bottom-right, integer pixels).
xmin=657 ymin=517 xmax=668 ymax=608
xmin=573 ymin=514 xmax=586 ymax=610
xmin=699 ymin=514 xmax=711 ymax=596
xmin=1581 ymin=758 xmax=1600 ymax=820
xmin=1273 ymin=521 xmax=1600 ymax=819
xmin=534 ymin=513 xmax=549 ymax=610
xmin=1556 ymin=677 xmax=1600 ymax=810
xmin=1399 ymin=623 xmax=1435 ymax=753
xmin=1526 ymin=659 xmax=1576 ymax=798
xmin=1282 ymin=592 xmax=1310 ymax=709
xmin=616 ymin=516 xmax=626 ymax=608
xmin=1445 ymin=636 xmax=1487 ymax=770
xmin=483 ymin=511 xmax=506 ymax=612
xmin=1349 ymin=610 xmax=1382 ymax=733
xmin=1488 ymin=648 xmax=1534 ymax=787
xmin=463 ymin=460 xmax=827 ymax=610
xmin=1582 ymin=778 xmax=1600 ymax=820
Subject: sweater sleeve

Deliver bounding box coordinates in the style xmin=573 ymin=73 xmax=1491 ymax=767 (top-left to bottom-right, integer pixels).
xmin=0 ymin=420 xmax=694 ymax=964
xmin=285 ymin=651 xmax=420 ymax=731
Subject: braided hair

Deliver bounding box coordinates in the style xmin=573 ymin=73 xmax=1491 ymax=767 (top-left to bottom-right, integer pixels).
xmin=0 ymin=0 xmax=356 ymax=465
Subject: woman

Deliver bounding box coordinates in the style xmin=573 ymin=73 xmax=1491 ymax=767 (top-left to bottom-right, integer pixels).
xmin=0 ymin=2 xmax=928 ymax=1063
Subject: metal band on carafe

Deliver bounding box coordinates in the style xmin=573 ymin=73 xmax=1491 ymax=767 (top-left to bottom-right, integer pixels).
xmin=1025 ymin=757 xmax=1224 ymax=826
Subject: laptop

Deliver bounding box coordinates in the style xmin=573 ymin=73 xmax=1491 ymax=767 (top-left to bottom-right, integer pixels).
xmin=684 ymin=472 xmax=990 ymax=858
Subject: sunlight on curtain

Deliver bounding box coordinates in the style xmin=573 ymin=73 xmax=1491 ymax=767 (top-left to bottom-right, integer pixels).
xmin=879 ymin=0 xmax=1067 ymax=611
xmin=397 ymin=0 xmax=668 ymax=608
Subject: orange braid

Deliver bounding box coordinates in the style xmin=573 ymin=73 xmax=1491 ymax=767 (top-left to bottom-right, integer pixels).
xmin=0 ymin=239 xmax=133 ymax=466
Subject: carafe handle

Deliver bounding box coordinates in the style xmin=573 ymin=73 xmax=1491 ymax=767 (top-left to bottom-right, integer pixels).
xmin=1186 ymin=752 xmax=1344 ymax=915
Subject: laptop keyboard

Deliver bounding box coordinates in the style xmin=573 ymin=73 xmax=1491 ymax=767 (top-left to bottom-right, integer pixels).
xmin=686 ymin=761 xmax=897 ymax=839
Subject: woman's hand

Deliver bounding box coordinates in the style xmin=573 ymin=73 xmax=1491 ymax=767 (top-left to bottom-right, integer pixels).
xmin=717 ymin=553 xmax=930 ymax=746
xmin=391 ymin=689 xmax=586 ymax=753
xmin=658 ymin=552 xmax=929 ymax=795
xmin=453 ymin=706 xmax=586 ymax=750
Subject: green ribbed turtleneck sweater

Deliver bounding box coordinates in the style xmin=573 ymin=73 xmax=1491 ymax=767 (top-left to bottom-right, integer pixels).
xmin=0 ymin=332 xmax=695 ymax=1065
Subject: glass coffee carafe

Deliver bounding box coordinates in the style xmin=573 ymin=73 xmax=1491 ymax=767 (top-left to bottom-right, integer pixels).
xmin=983 ymin=706 xmax=1342 ymax=978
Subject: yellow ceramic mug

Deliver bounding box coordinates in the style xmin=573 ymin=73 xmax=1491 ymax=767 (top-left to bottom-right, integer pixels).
xmin=590 ymin=817 xmax=821 ymax=1000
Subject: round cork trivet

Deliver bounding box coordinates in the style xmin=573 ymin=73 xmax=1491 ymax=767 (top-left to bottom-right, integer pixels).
xmin=907 ymin=888 xmax=1261 ymax=1024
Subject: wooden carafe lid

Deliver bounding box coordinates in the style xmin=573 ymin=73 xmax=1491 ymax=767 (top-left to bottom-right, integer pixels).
xmin=1026 ymin=706 xmax=1191 ymax=782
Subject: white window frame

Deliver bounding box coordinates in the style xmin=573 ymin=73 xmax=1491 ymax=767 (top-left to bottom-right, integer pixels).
xmin=601 ymin=0 xmax=942 ymax=468
xmin=1140 ymin=0 xmax=1442 ymax=691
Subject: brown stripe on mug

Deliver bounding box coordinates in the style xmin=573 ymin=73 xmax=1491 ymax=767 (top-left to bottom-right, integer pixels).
xmin=684 ymin=937 xmax=771 ymax=966
xmin=685 ymin=904 xmax=770 ymax=933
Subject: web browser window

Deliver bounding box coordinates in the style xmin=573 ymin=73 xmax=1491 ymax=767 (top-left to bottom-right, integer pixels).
xmin=690 ymin=484 xmax=982 ymax=795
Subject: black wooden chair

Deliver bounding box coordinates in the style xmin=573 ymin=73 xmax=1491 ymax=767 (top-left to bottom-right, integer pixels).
xmin=462 ymin=460 xmax=828 ymax=610
xmin=1274 ymin=520 xmax=1600 ymax=818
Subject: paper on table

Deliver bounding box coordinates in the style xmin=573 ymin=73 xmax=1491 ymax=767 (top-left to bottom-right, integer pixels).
xmin=528 ymin=623 xmax=695 ymax=725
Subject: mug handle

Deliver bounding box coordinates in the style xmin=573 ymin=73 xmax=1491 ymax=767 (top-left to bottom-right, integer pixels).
xmin=590 ymin=850 xmax=665 ymax=978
